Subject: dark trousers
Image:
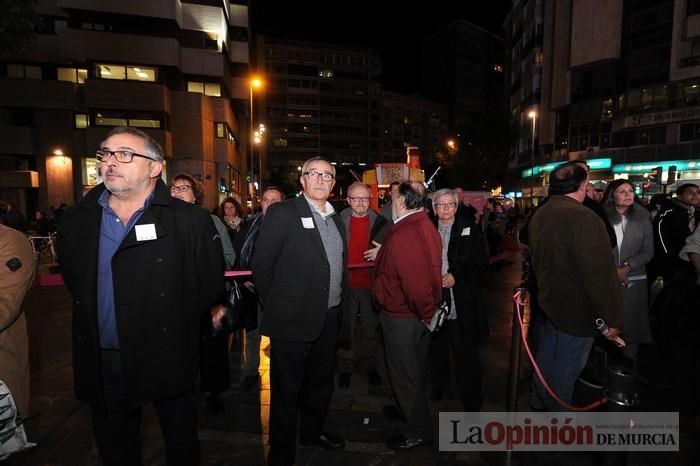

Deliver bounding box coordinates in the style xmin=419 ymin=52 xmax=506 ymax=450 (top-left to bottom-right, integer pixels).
xmin=381 ymin=313 xmax=433 ymax=439
xmin=267 ymin=308 xmax=339 ymax=466
xmin=92 ymin=351 xmax=200 ymax=466
xmin=429 ymin=320 xmax=483 ymax=411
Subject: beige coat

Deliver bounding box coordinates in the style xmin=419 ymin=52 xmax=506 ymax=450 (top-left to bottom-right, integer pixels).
xmin=0 ymin=224 xmax=35 ymax=416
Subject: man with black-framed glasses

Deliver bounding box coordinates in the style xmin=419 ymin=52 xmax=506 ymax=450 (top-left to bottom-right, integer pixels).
xmin=337 ymin=182 xmax=388 ymax=390
xmin=57 ymin=126 xmax=224 ymax=465
xmin=252 ymin=156 xmax=349 ymax=465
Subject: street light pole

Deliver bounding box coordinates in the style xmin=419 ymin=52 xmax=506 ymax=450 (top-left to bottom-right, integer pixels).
xmin=249 ymin=77 xmax=262 ymax=209
xmin=528 ymin=110 xmax=537 ymax=208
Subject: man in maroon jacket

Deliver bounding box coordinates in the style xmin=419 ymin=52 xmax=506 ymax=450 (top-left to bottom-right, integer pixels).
xmin=373 ymin=181 xmax=442 ymax=449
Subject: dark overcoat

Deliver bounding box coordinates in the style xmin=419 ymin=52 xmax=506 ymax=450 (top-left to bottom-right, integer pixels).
xmin=443 ymin=216 xmax=489 ymax=343
xmin=57 ymin=180 xmax=224 ymax=411
xmin=252 ymin=196 xmax=349 ymax=342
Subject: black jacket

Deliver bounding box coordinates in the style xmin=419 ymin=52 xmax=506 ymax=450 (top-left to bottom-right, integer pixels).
xmin=57 ymin=180 xmax=224 ymax=411
xmin=252 ymin=196 xmax=349 ymax=341
xmin=652 ymin=202 xmax=700 ymax=280
xmin=440 ymin=216 xmax=490 ymax=343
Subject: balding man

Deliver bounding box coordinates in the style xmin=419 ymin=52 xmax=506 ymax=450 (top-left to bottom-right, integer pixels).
xmin=337 ymin=182 xmax=389 ymax=389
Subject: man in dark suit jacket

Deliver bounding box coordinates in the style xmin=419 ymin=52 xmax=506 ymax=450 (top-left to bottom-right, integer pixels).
xmin=252 ymin=157 xmax=349 ymax=466
xmin=57 ymin=127 xmax=224 ymax=465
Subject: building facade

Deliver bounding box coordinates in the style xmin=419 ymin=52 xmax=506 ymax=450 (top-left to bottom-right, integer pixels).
xmin=508 ymin=0 xmax=700 ymax=199
xmin=0 ymin=0 xmax=251 ymax=217
xmin=381 ymin=91 xmax=449 ymax=163
xmin=257 ymin=37 xmax=382 ymax=190
xmin=421 ymin=19 xmax=506 ymax=143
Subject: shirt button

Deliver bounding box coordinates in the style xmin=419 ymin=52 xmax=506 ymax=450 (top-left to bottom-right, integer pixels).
xmin=160 ymin=292 xmax=165 ymax=297
xmin=156 ymin=258 xmax=163 ymax=263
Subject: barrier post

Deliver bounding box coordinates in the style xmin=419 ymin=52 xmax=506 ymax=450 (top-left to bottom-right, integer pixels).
xmin=505 ymin=285 xmax=528 ymax=466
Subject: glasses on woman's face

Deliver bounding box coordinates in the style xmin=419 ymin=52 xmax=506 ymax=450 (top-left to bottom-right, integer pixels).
xmin=170 ymin=184 xmax=192 ymax=194
xmin=435 ymin=202 xmax=457 ymax=209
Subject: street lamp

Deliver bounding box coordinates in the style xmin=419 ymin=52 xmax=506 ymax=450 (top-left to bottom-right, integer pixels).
xmin=249 ymin=76 xmax=263 ymax=206
xmin=528 ymin=110 xmax=537 ymax=207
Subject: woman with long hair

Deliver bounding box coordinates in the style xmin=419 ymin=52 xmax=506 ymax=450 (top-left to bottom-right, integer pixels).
xmin=218 ymin=197 xmax=245 ymax=243
xmin=602 ymin=179 xmax=654 ymax=362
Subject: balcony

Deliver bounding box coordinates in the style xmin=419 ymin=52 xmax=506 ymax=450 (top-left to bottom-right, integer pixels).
xmin=59 ymin=0 xmax=177 ymax=21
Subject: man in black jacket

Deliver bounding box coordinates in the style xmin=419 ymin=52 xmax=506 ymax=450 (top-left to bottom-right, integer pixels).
xmin=57 ymin=127 xmax=224 ymax=466
xmin=252 ymin=157 xmax=349 ymax=466
xmin=652 ymin=183 xmax=699 ymax=282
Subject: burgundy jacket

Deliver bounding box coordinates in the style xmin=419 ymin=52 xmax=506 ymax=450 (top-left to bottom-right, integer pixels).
xmin=373 ymin=210 xmax=443 ymax=321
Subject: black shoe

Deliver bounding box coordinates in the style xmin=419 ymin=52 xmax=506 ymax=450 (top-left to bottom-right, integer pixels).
xmin=383 ymin=404 xmax=406 ymax=422
xmin=240 ymin=374 xmax=259 ymax=392
xmin=338 ymin=372 xmax=351 ymax=389
xmin=386 ymin=433 xmax=432 ymax=449
xmin=205 ymin=393 xmax=224 ymax=415
xmin=299 ymin=432 xmax=345 ymax=450
xmin=366 ymin=370 xmax=381 ymax=387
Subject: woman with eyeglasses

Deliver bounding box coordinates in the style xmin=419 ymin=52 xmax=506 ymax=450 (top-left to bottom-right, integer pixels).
xmin=428 ymin=188 xmax=489 ymax=411
xmin=170 ymin=173 xmax=235 ymax=414
xmin=602 ymin=179 xmax=654 ymax=363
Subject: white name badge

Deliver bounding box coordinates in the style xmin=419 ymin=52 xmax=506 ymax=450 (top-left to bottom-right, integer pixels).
xmin=461 ymin=227 xmax=471 ymax=236
xmin=301 ymin=217 xmax=315 ymax=229
xmin=135 ymin=224 xmax=157 ymax=241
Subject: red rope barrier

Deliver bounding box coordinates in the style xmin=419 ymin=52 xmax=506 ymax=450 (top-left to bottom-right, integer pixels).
xmin=512 ymin=290 xmax=607 ymax=412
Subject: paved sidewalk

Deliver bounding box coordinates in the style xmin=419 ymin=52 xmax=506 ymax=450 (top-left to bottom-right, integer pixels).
xmin=3 ymin=253 xmax=697 ymax=465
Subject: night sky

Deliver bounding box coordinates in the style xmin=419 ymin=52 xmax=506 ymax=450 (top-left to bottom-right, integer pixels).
xmin=252 ymin=1 xmax=512 ymax=94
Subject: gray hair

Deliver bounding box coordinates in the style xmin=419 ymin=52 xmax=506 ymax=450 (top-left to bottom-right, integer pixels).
xmin=301 ymin=156 xmax=336 ymax=177
xmin=100 ymin=126 xmax=164 ymax=161
xmin=432 ymin=188 xmax=459 ymax=210
xmin=347 ymin=181 xmax=371 ymax=197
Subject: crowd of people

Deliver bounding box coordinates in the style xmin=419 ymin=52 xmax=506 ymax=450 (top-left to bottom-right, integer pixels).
xmin=1 ymin=125 xmax=699 ymax=465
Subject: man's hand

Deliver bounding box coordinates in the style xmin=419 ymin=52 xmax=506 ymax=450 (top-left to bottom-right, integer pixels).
xmin=211 ymin=304 xmax=227 ymax=330
xmin=243 ymin=281 xmax=255 ymax=292
xmin=602 ymin=326 xmax=626 ymax=347
xmin=442 ymin=273 xmax=455 ymax=288
xmin=616 ymin=265 xmax=630 ymax=285
xmin=363 ymin=241 xmax=382 ymax=261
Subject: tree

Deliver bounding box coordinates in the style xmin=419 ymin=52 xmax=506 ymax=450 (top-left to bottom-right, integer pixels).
xmin=0 ymin=0 xmax=40 ymax=57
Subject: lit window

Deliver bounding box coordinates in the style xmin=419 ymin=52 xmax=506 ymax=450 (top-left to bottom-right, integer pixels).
xmin=187 ymin=82 xmax=204 ymax=93
xmin=204 ymin=83 xmax=221 ymax=97
xmin=97 ymin=64 xmax=125 ymax=80
xmin=126 ymin=66 xmax=156 ymax=82
xmin=96 ymin=115 xmax=128 ymax=126
xmin=216 ymin=123 xmax=225 ymax=138
xmin=128 ymin=119 xmax=160 ymax=128
xmin=25 ymin=66 xmax=42 ymax=79
xmin=75 ymin=113 xmax=89 ymax=129
xmin=273 ymin=138 xmax=288 ymax=147
xmin=96 ymin=64 xmax=155 ymax=82
xmin=58 ymin=67 xmax=88 ymax=84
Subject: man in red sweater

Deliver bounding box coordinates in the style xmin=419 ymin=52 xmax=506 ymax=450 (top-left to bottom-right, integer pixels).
xmin=373 ymin=181 xmax=442 ymax=450
xmin=338 ymin=182 xmax=389 ymax=389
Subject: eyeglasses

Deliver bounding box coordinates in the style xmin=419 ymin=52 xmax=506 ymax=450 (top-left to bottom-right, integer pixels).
xmin=348 ymin=196 xmax=371 ymax=203
xmin=435 ymin=202 xmax=457 ymax=209
xmin=170 ymin=185 xmax=192 ymax=193
xmin=303 ymin=170 xmax=335 ymax=182
xmin=96 ymin=149 xmax=156 ymax=163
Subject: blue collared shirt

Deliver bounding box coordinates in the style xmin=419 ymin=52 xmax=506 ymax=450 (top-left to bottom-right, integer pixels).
xmin=96 ymin=189 xmax=154 ymax=349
